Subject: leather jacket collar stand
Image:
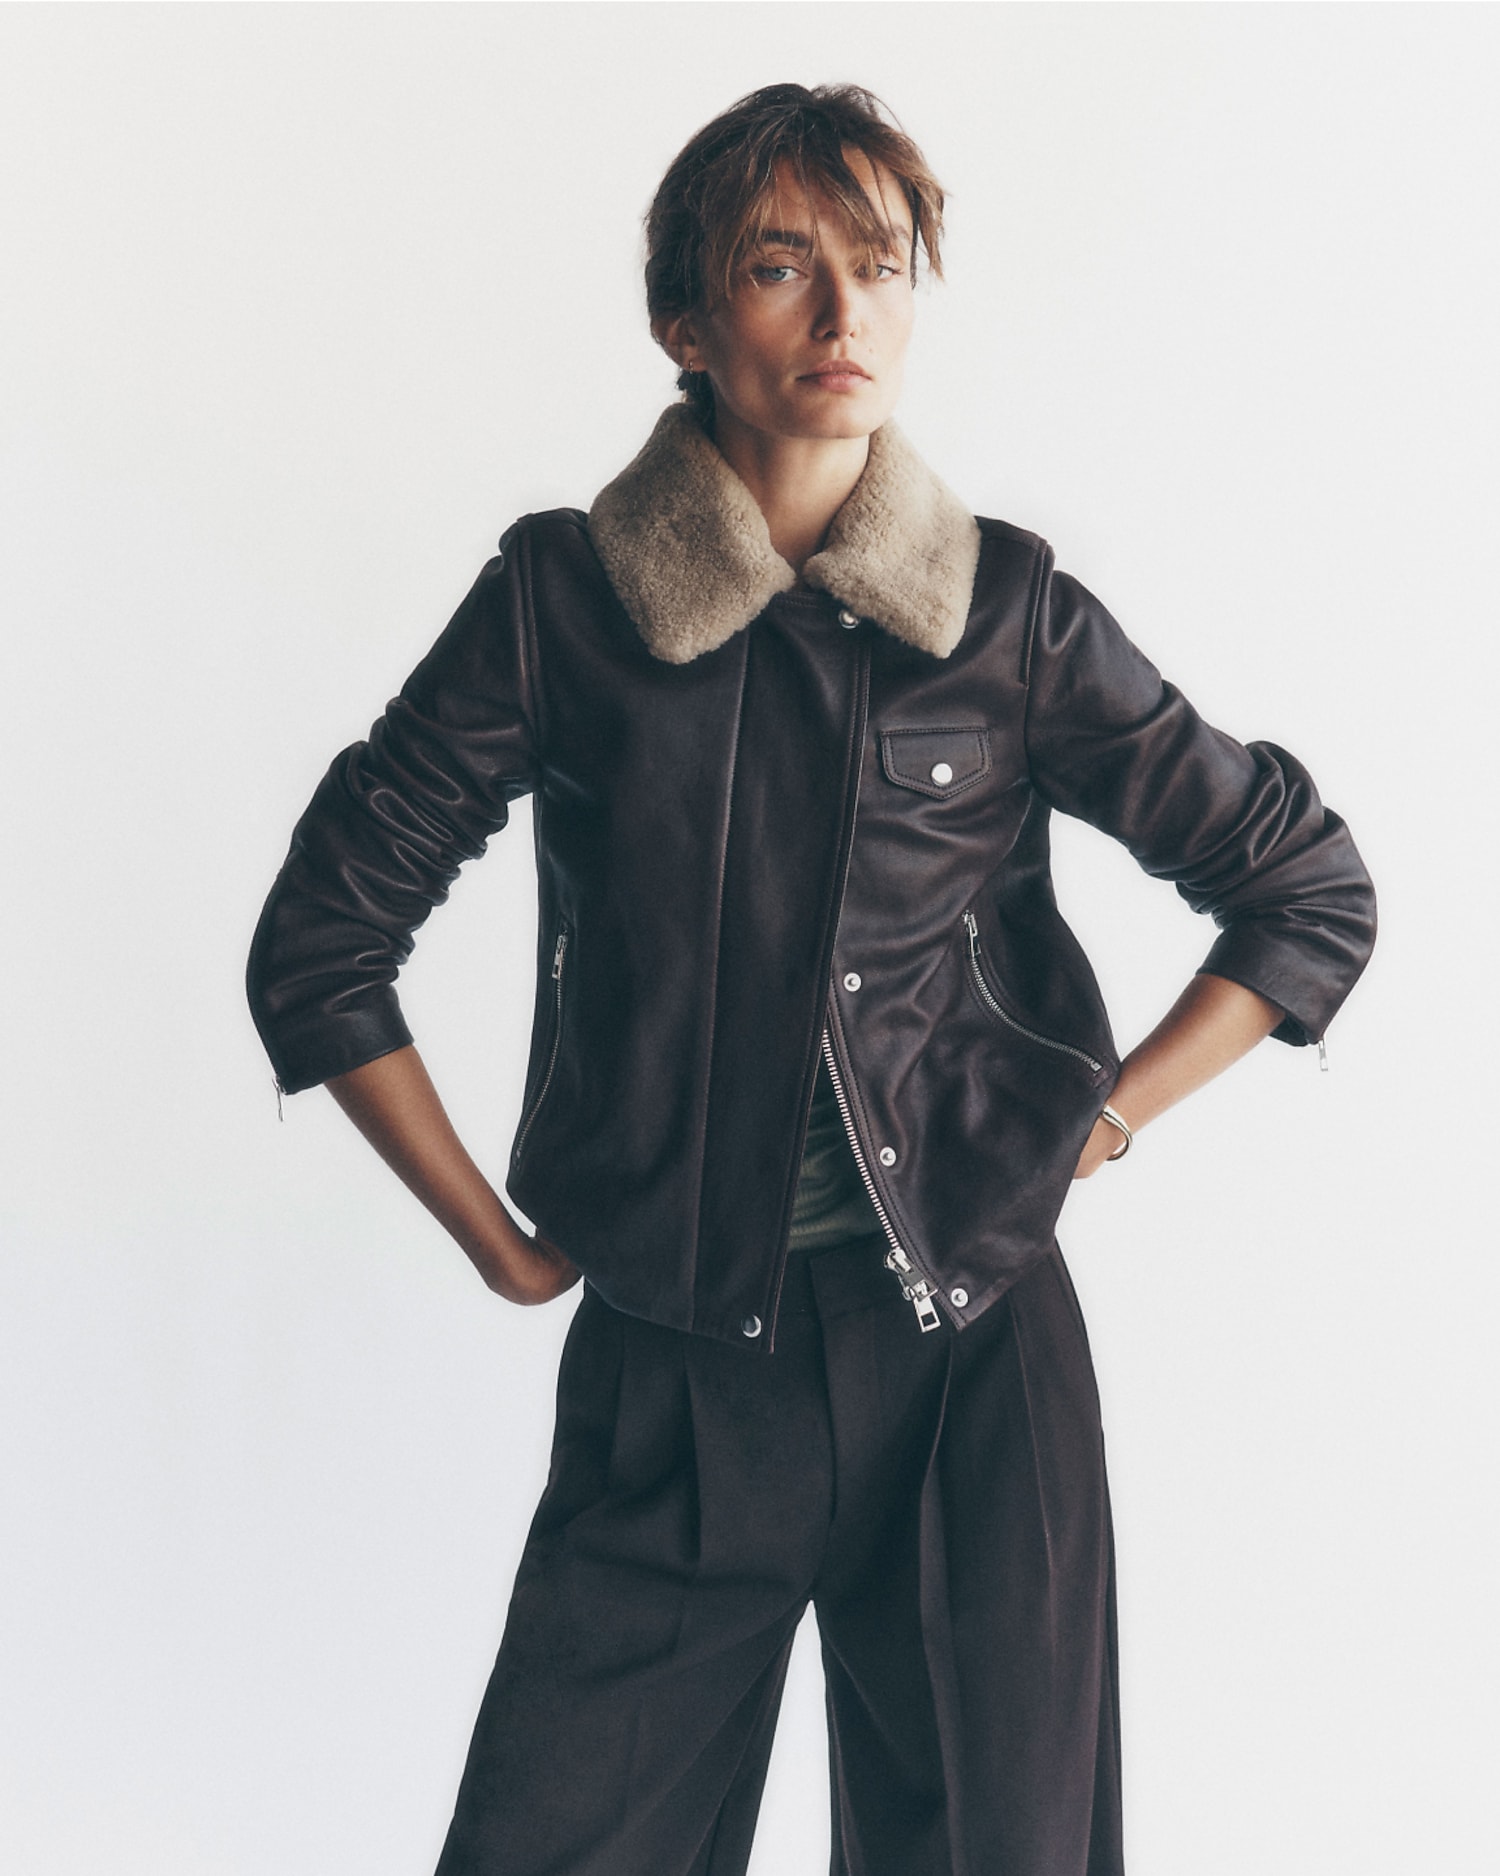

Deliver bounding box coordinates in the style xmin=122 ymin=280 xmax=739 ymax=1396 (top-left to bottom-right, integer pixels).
xmin=248 ymin=404 xmax=1376 ymax=1351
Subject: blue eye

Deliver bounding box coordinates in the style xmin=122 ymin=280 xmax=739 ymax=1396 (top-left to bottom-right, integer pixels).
xmin=751 ymin=264 xmax=798 ymax=284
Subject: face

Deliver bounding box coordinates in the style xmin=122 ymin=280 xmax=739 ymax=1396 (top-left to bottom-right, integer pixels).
xmin=663 ymin=151 xmax=916 ymax=446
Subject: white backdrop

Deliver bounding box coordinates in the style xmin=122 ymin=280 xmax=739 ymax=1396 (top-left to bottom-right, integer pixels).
xmin=2 ymin=6 xmax=1495 ymax=1873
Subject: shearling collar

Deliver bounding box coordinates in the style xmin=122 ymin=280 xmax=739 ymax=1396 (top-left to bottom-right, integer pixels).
xmin=588 ymin=404 xmax=981 ymax=665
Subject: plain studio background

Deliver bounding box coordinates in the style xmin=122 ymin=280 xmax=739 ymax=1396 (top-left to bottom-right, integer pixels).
xmin=1 ymin=5 xmax=1494 ymax=1872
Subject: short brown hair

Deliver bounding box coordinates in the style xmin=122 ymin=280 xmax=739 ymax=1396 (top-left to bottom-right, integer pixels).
xmin=645 ymin=83 xmax=945 ymax=416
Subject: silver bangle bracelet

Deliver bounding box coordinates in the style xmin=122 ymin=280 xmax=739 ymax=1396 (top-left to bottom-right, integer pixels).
xmin=1099 ymin=1104 xmax=1134 ymax=1161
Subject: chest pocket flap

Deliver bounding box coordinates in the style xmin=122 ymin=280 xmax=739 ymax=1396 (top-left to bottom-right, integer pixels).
xmin=879 ymin=727 xmax=991 ymax=799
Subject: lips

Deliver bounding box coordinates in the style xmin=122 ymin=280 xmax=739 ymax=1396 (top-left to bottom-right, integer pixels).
xmin=801 ymin=360 xmax=871 ymax=382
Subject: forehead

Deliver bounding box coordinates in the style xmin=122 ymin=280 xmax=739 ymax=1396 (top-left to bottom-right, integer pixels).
xmin=752 ymin=152 xmax=913 ymax=247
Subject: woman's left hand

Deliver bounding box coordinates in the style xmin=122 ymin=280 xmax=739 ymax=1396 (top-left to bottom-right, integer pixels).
xmin=1068 ymin=975 xmax=1285 ymax=1181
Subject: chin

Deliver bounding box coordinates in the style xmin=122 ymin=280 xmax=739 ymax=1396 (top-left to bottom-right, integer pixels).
xmin=813 ymin=414 xmax=891 ymax=441
xmin=787 ymin=399 xmax=895 ymax=441
xmin=719 ymin=386 xmax=897 ymax=446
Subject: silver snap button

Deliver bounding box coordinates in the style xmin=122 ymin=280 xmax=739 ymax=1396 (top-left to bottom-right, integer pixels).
xmin=837 ymin=608 xmax=859 ymax=629
xmin=843 ymin=971 xmax=862 ymax=992
xmin=930 ymin=761 xmax=954 ymax=786
xmin=950 ymin=1287 xmax=969 ymax=1309
xmin=878 ymin=1146 xmax=897 ymax=1167
xmin=741 ymin=1314 xmax=762 ymax=1339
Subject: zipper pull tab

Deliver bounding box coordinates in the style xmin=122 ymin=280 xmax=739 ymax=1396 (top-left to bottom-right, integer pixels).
xmin=274 ymin=1077 xmax=284 ymax=1122
xmin=910 ymin=1292 xmax=941 ymax=1333
xmin=1317 ymin=1037 xmax=1329 ymax=1073
xmin=962 ymin=909 xmax=980 ymax=957
xmin=551 ymin=931 xmax=568 ymax=979
xmin=884 ymin=1248 xmax=942 ymax=1333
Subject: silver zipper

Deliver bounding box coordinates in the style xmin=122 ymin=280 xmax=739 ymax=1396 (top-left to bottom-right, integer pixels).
xmin=1317 ymin=1037 xmax=1329 ymax=1072
xmin=962 ymin=911 xmax=1104 ymax=1074
xmin=884 ymin=1245 xmax=942 ymax=1333
xmin=514 ymin=926 xmax=569 ymax=1163
xmin=820 ymin=1029 xmax=942 ymax=1333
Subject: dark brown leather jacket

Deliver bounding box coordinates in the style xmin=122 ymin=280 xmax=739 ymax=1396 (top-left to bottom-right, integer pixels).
xmin=248 ymin=408 xmax=1376 ymax=1351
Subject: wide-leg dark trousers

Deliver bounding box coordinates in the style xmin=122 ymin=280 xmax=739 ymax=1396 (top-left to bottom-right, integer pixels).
xmin=434 ymin=1236 xmax=1122 ymax=1876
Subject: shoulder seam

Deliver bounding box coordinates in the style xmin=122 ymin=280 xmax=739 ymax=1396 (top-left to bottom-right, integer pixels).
xmin=508 ymin=505 xmax=590 ymax=542
xmin=974 ymin=513 xmax=1047 ymax=555
xmin=1017 ymin=538 xmax=1054 ymax=694
xmin=507 ymin=518 xmax=550 ymax=757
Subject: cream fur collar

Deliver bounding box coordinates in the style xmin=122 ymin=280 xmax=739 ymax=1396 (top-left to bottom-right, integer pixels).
xmin=588 ymin=404 xmax=981 ymax=665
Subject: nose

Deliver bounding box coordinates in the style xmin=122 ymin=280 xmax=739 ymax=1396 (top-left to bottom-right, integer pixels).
xmin=812 ymin=267 xmax=860 ymax=341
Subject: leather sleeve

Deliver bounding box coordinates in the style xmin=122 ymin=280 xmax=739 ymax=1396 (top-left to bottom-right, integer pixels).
xmin=1022 ymin=554 xmax=1376 ymax=1045
xmin=246 ymin=533 xmax=541 ymax=1093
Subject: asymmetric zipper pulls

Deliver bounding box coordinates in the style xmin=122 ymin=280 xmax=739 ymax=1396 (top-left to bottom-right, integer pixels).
xmin=884 ymin=1246 xmax=942 ymax=1333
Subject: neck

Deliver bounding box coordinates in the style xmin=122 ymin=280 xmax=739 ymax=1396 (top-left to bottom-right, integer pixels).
xmin=710 ymin=409 xmax=871 ymax=571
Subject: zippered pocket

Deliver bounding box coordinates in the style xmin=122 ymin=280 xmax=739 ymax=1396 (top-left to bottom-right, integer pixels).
xmin=513 ymin=923 xmax=570 ymax=1164
xmin=961 ymin=911 xmax=1104 ymax=1074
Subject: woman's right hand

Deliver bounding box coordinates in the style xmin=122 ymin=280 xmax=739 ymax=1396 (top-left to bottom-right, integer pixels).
xmin=471 ymin=1220 xmax=582 ymax=1306
xmin=324 ymin=1045 xmax=581 ymax=1307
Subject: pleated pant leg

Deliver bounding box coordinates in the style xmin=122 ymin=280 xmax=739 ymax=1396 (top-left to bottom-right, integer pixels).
xmin=809 ymin=1244 xmax=1122 ymax=1876
xmin=433 ymin=1238 xmax=1123 ymax=1876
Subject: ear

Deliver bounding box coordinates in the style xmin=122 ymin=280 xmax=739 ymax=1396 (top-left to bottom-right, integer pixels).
xmin=653 ymin=312 xmax=705 ymax=374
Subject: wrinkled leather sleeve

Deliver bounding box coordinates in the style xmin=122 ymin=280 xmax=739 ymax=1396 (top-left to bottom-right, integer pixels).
xmin=1023 ymin=557 xmax=1376 ymax=1044
xmin=247 ymin=536 xmax=540 ymax=1093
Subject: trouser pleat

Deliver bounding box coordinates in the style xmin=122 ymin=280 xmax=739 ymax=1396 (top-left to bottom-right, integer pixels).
xmin=815 ymin=1302 xmax=958 ymax=1876
xmin=934 ymin=1248 xmax=1124 ymax=1875
xmin=813 ymin=1246 xmax=1122 ymax=1876
xmin=434 ymin=1287 xmax=826 ymax=1876
xmin=435 ymin=1242 xmax=1123 ymax=1876
xmin=916 ymin=1338 xmax=970 ymax=1876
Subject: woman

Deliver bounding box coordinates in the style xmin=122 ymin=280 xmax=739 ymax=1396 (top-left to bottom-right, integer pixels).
xmin=248 ymin=84 xmax=1375 ymax=1876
